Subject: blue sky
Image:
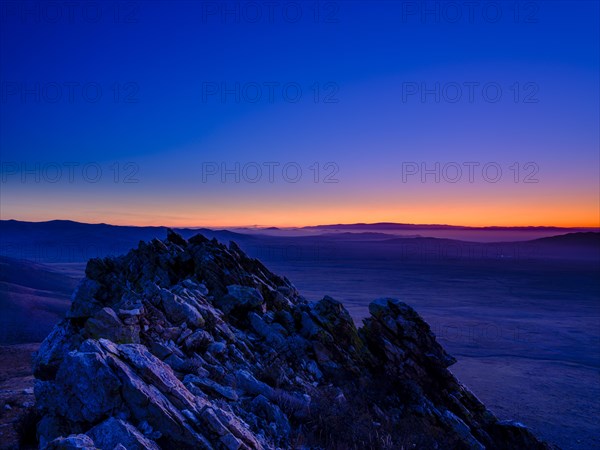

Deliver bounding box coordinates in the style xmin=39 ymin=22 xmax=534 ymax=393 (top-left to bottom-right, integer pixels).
xmin=1 ymin=1 xmax=598 ymax=226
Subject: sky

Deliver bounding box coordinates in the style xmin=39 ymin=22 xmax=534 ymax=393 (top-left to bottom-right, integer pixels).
xmin=0 ymin=0 xmax=599 ymax=227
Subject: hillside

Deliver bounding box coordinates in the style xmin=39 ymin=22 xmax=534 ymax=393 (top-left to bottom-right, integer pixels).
xmin=0 ymin=257 xmax=79 ymax=344
xmin=32 ymin=230 xmax=552 ymax=449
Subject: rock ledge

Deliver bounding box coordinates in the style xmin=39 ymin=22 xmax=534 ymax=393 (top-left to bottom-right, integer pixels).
xmin=33 ymin=231 xmax=553 ymax=449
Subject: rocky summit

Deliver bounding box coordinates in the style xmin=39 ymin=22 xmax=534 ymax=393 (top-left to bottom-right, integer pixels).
xmin=32 ymin=230 xmax=552 ymax=450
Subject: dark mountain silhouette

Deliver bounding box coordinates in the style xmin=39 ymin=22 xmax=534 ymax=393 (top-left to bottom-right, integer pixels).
xmin=303 ymin=222 xmax=594 ymax=232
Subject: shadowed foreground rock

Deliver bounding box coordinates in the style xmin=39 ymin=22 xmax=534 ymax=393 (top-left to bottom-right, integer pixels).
xmin=33 ymin=231 xmax=554 ymax=449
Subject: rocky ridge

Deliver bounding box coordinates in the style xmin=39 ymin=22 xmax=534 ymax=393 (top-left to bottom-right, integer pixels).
xmin=32 ymin=230 xmax=553 ymax=449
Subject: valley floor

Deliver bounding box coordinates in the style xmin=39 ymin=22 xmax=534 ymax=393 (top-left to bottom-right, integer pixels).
xmin=0 ymin=344 xmax=38 ymax=450
xmin=451 ymin=356 xmax=600 ymax=450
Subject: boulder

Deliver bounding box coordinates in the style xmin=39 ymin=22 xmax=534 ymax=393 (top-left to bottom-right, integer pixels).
xmin=87 ymin=417 xmax=160 ymax=450
xmin=184 ymin=329 xmax=214 ymax=351
xmin=160 ymin=289 xmax=205 ymax=328
xmin=36 ymin=350 xmax=121 ymax=424
xmin=84 ymin=307 xmax=140 ymax=343
xmin=45 ymin=434 xmax=97 ymax=450
xmin=215 ymin=285 xmax=264 ymax=315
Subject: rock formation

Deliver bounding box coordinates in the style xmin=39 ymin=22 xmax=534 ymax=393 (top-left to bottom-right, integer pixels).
xmin=33 ymin=230 xmax=553 ymax=449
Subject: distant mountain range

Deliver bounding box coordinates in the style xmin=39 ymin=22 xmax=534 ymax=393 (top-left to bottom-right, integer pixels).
xmin=0 ymin=219 xmax=254 ymax=263
xmin=301 ymin=222 xmax=596 ymax=232
xmin=0 ymin=219 xmax=598 ymax=344
xmin=0 ymin=219 xmax=250 ymax=240
xmin=1 ymin=219 xmax=598 ymax=264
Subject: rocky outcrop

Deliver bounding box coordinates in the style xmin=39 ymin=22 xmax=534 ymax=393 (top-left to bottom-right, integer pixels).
xmin=33 ymin=230 xmax=553 ymax=449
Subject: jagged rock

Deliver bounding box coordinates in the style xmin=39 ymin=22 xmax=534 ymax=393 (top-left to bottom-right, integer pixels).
xmin=235 ymin=369 xmax=274 ymax=399
xmin=32 ymin=231 xmax=553 ymax=450
xmin=45 ymin=434 xmax=97 ymax=449
xmin=160 ymin=289 xmax=205 ymax=328
xmin=219 ymin=433 xmax=243 ymax=450
xmin=84 ymin=307 xmax=140 ymax=343
xmin=216 ymin=285 xmax=264 ymax=315
xmin=207 ymin=341 xmax=227 ymax=356
xmin=106 ymin=351 xmax=211 ymax=449
xmin=248 ymin=313 xmax=285 ymax=346
xmin=167 ymin=228 xmax=188 ymax=246
xmin=37 ymin=414 xmax=71 ymax=448
xmin=34 ymin=320 xmax=83 ymax=380
xmin=184 ymin=329 xmax=214 ymax=351
xmin=87 ymin=417 xmax=161 ymax=450
xmin=250 ymin=394 xmax=291 ymax=439
xmin=440 ymin=409 xmax=485 ymax=449
xmin=186 ymin=375 xmax=239 ymax=401
xmin=35 ymin=350 xmax=122 ymax=424
xmin=67 ymin=279 xmax=102 ymax=319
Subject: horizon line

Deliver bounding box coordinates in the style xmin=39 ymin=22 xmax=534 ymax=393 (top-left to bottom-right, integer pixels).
xmin=2 ymin=218 xmax=599 ymax=231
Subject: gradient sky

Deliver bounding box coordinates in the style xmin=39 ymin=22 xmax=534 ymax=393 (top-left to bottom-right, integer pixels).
xmin=1 ymin=1 xmax=598 ymax=227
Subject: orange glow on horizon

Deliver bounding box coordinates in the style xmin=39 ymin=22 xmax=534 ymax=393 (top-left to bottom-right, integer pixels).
xmin=3 ymin=181 xmax=598 ymax=229
xmin=5 ymin=204 xmax=599 ymax=229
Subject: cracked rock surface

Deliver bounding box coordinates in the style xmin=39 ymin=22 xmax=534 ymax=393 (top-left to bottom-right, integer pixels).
xmin=33 ymin=230 xmax=554 ymax=449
